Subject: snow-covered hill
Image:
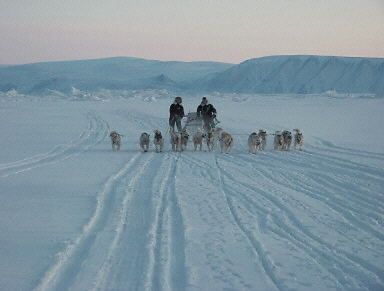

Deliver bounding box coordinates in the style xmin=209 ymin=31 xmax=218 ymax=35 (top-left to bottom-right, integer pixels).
xmin=195 ymin=55 xmax=384 ymax=95
xmin=1 ymin=55 xmax=383 ymax=96
xmin=0 ymin=57 xmax=233 ymax=94
xmin=0 ymin=92 xmax=383 ymax=290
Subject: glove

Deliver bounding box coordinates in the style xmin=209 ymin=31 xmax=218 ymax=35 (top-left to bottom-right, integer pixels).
xmin=212 ymin=113 xmax=217 ymax=119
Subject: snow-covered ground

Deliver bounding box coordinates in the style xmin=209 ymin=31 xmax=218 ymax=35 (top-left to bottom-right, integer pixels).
xmin=0 ymin=92 xmax=383 ymax=291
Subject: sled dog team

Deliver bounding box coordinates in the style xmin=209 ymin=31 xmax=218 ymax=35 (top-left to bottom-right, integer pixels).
xmin=271 ymin=129 xmax=304 ymax=152
xmin=109 ymin=95 xmax=303 ymax=153
xmin=110 ymin=128 xmax=303 ymax=153
xmin=191 ymin=127 xmax=233 ymax=153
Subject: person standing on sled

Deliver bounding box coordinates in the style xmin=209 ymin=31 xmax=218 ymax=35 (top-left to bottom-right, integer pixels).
xmin=169 ymin=96 xmax=185 ymax=132
xmin=197 ymin=97 xmax=217 ymax=132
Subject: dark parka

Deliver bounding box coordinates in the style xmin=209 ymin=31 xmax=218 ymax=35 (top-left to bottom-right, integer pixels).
xmin=169 ymin=103 xmax=185 ymax=119
xmin=197 ymin=103 xmax=216 ymax=119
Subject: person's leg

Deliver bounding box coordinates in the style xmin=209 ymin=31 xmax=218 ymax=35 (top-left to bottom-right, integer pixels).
xmin=169 ymin=117 xmax=175 ymax=131
xmin=203 ymin=117 xmax=211 ymax=132
xmin=176 ymin=117 xmax=182 ymax=132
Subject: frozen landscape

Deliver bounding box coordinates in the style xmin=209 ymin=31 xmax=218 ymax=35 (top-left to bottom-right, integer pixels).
xmin=1 ymin=55 xmax=383 ymax=96
xmin=0 ymin=89 xmax=383 ymax=291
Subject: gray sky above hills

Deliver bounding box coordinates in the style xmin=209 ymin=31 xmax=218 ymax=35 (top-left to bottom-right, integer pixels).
xmin=0 ymin=0 xmax=383 ymax=64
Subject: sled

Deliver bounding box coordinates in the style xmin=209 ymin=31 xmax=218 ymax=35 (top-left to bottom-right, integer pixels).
xmin=183 ymin=112 xmax=221 ymax=134
xmin=182 ymin=112 xmax=203 ymax=135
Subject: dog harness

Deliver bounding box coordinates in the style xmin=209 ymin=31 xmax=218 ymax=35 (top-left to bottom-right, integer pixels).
xmin=155 ymin=132 xmax=162 ymax=141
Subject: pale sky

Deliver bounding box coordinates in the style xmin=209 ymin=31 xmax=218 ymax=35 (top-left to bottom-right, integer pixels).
xmin=0 ymin=0 xmax=383 ymax=64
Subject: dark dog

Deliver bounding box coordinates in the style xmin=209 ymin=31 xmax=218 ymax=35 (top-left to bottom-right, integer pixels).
xmin=110 ymin=131 xmax=122 ymax=151
xmin=153 ymin=129 xmax=164 ymax=153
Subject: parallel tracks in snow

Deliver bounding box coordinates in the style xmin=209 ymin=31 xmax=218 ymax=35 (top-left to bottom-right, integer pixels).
xmin=145 ymin=153 xmax=187 ymax=291
xmin=0 ymin=112 xmax=109 ymax=178
xmin=180 ymin=145 xmax=384 ymax=291
xmin=214 ymin=154 xmax=284 ymax=291
xmin=35 ymin=112 xmax=188 ymax=291
xmin=34 ymin=152 xmax=145 ymax=291
xmin=32 ymin=110 xmax=384 ymax=290
xmin=217 ymin=150 xmax=384 ymax=291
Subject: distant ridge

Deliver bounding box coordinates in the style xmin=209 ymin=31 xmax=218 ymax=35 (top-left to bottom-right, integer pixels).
xmin=194 ymin=55 xmax=384 ymax=95
xmin=0 ymin=57 xmax=233 ymax=94
xmin=0 ymin=55 xmax=383 ymax=95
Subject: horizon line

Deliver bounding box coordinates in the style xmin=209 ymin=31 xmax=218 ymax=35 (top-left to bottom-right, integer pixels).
xmin=2 ymin=53 xmax=384 ymax=67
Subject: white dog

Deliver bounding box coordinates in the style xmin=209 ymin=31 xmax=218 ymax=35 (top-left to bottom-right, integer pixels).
xmin=140 ymin=132 xmax=150 ymax=152
xmin=109 ymin=131 xmax=122 ymax=151
xmin=274 ymin=131 xmax=284 ymax=150
xmin=170 ymin=130 xmax=181 ymax=152
xmin=192 ymin=128 xmax=205 ymax=151
xmin=282 ymin=130 xmax=292 ymax=151
xmin=248 ymin=132 xmax=262 ymax=154
xmin=293 ymin=129 xmax=304 ymax=150
xmin=180 ymin=128 xmax=189 ymax=151
xmin=220 ymin=131 xmax=233 ymax=153
xmin=258 ymin=129 xmax=267 ymax=150
xmin=153 ymin=129 xmax=164 ymax=153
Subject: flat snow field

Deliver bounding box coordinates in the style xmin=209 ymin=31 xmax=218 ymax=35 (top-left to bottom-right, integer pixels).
xmin=0 ymin=93 xmax=383 ymax=291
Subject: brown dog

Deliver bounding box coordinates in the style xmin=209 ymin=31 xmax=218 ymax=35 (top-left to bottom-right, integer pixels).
xmin=282 ymin=130 xmax=292 ymax=151
xmin=153 ymin=129 xmax=164 ymax=153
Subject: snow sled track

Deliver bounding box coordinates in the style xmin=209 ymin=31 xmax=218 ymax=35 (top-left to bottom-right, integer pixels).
xmin=34 ymin=152 xmax=147 ymax=291
xmin=178 ymin=153 xmax=281 ymax=291
xmin=35 ymin=151 xmax=188 ymax=291
xmin=93 ymin=152 xmax=187 ymax=291
xmin=0 ymin=113 xmax=109 ymax=178
xmin=179 ymin=151 xmax=384 ymax=291
xmin=214 ymin=154 xmax=284 ymax=291
xmin=310 ymin=138 xmax=384 ymax=162
xmin=145 ymin=153 xmax=187 ymax=291
xmin=92 ymin=152 xmax=156 ymax=291
xmin=217 ymin=152 xmax=384 ymax=290
xmin=260 ymin=152 xmax=384 ymax=233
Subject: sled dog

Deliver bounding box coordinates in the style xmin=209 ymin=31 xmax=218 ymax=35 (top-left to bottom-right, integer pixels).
xmin=293 ymin=129 xmax=304 ymax=150
xmin=274 ymin=131 xmax=284 ymax=150
xmin=212 ymin=127 xmax=223 ymax=149
xmin=282 ymin=130 xmax=292 ymax=151
xmin=153 ymin=129 xmax=164 ymax=153
xmin=206 ymin=130 xmax=215 ymax=152
xmin=140 ymin=132 xmax=150 ymax=152
xmin=248 ymin=132 xmax=262 ymax=154
xmin=170 ymin=130 xmax=181 ymax=152
xmin=193 ymin=128 xmax=205 ymax=151
xmin=220 ymin=131 xmax=233 ymax=153
xmin=258 ymin=129 xmax=267 ymax=150
xmin=109 ymin=131 xmax=122 ymax=151
xmin=180 ymin=128 xmax=189 ymax=151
